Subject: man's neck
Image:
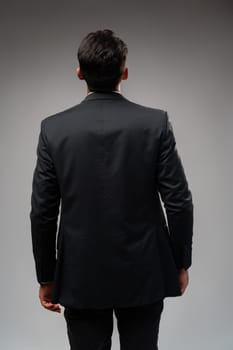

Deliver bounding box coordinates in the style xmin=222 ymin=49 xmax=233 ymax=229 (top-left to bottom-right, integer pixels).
xmin=87 ymin=86 xmax=121 ymax=95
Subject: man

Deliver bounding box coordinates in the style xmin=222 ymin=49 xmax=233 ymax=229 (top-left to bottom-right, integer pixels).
xmin=30 ymin=29 xmax=193 ymax=350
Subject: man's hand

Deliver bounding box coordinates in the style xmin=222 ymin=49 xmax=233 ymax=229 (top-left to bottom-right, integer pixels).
xmin=178 ymin=268 xmax=189 ymax=295
xmin=39 ymin=283 xmax=61 ymax=313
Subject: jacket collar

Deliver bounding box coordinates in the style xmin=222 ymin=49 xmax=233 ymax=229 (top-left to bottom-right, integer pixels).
xmin=81 ymin=91 xmax=129 ymax=103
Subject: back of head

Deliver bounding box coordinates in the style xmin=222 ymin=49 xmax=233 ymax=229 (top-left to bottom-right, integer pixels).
xmin=77 ymin=29 xmax=128 ymax=92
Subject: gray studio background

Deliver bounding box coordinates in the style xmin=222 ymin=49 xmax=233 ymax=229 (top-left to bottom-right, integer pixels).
xmin=1 ymin=0 xmax=232 ymax=349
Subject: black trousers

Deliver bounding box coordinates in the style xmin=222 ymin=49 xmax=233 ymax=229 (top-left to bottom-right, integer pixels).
xmin=63 ymin=299 xmax=164 ymax=350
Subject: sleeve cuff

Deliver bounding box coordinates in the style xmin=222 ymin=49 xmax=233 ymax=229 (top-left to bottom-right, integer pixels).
xmin=40 ymin=281 xmax=54 ymax=285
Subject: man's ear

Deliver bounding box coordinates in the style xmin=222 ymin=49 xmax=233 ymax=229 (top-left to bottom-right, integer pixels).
xmin=76 ymin=66 xmax=84 ymax=80
xmin=122 ymin=67 xmax=128 ymax=80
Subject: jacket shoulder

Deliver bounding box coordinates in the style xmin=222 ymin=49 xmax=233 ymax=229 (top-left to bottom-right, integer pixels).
xmin=126 ymin=99 xmax=165 ymax=113
xmin=125 ymin=100 xmax=167 ymax=126
xmin=41 ymin=103 xmax=81 ymax=125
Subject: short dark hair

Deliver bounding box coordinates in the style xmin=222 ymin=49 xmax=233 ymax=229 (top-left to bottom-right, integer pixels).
xmin=77 ymin=29 xmax=128 ymax=92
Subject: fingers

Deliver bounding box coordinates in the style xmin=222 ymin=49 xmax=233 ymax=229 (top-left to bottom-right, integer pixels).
xmin=178 ymin=269 xmax=189 ymax=295
xmin=180 ymin=280 xmax=189 ymax=295
xmin=41 ymin=300 xmax=61 ymax=313
xmin=180 ymin=286 xmax=186 ymax=295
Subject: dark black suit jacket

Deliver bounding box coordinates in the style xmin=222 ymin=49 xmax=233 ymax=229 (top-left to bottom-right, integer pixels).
xmin=30 ymin=91 xmax=193 ymax=309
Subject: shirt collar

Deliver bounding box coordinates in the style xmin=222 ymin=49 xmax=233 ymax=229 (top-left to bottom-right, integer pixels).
xmin=87 ymin=90 xmax=121 ymax=95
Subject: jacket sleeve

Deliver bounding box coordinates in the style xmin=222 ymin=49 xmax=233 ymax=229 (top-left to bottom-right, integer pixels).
xmin=30 ymin=119 xmax=61 ymax=284
xmin=156 ymin=111 xmax=194 ymax=270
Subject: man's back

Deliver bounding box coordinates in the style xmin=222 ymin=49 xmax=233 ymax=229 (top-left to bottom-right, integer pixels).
xmin=30 ymin=91 xmax=193 ymax=309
